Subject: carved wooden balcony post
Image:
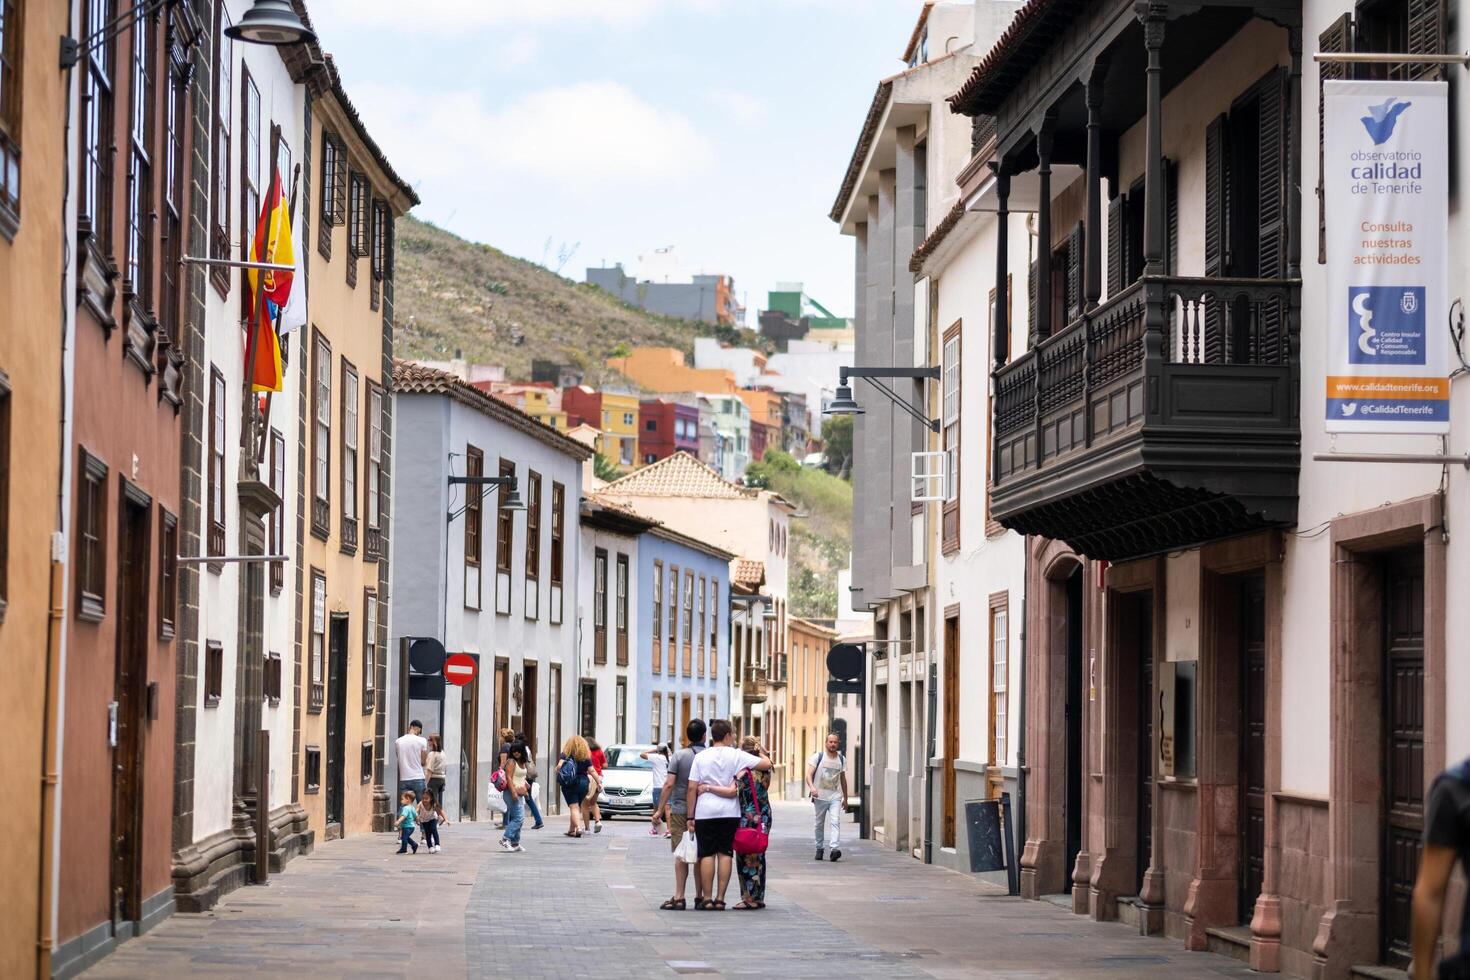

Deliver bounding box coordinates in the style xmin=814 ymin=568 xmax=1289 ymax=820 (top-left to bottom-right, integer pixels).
xmin=994 ymin=162 xmax=1011 ymax=368
xmin=1138 ymin=1 xmax=1167 ymax=397
xmin=1035 ymin=117 xmax=1056 ymax=345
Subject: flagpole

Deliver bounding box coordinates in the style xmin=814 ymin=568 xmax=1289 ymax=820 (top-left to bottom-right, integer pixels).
xmin=256 ymin=162 xmax=300 ymax=464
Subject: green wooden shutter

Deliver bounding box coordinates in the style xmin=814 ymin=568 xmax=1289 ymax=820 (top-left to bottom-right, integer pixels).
xmin=1406 ymin=0 xmax=1445 ymax=80
xmin=1107 ymin=192 xmax=1125 ymax=296
xmin=1256 ymin=68 xmax=1288 ymax=364
xmin=1204 ymin=115 xmax=1227 ymax=363
xmin=1318 ymin=14 xmax=1353 ymax=264
xmin=1027 ymin=257 xmax=1039 ymax=350
xmin=1066 ymin=221 xmax=1084 ymax=323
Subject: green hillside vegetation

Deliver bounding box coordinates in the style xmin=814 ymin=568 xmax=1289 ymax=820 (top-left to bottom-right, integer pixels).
xmin=392 ymin=215 xmax=768 ymax=383
xmin=745 ymin=450 xmax=852 ymax=619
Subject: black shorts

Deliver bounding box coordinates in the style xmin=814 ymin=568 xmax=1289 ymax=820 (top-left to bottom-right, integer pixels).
xmin=694 ymin=817 xmax=740 ymax=858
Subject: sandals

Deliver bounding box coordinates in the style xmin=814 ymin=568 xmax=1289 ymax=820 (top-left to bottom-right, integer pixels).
xmin=694 ymin=899 xmax=715 ymax=911
xmin=659 ymin=898 xmax=686 ymax=911
xmin=732 ymin=901 xmax=760 ymax=910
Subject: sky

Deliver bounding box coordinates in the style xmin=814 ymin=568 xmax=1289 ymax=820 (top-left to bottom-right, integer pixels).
xmin=304 ymin=0 xmax=924 ymax=324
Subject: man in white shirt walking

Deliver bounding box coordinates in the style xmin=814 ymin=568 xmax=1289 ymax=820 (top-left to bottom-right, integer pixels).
xmin=687 ymin=719 xmax=772 ymax=910
xmin=806 ymin=733 xmax=848 ymax=862
xmin=395 ymin=719 xmax=429 ymax=801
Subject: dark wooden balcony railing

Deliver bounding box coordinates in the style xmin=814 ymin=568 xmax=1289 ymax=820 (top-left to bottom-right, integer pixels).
xmin=741 ymin=664 xmax=768 ymax=703
xmin=992 ymin=276 xmax=1301 ymax=560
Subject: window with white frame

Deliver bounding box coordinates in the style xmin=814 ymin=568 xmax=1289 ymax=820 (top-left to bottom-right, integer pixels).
xmin=991 ymin=603 xmax=1008 ymax=764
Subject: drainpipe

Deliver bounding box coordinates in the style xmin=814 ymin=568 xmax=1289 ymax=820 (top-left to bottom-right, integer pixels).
xmin=1015 ymin=538 xmax=1029 ymax=883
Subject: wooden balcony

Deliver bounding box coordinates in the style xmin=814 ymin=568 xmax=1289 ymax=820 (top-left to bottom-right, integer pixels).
xmin=991 ymin=276 xmax=1300 ymax=560
xmin=742 ymin=665 xmax=768 ymax=703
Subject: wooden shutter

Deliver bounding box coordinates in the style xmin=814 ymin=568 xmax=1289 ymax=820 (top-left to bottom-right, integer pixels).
xmin=1107 ymin=192 xmax=1125 ymax=296
xmin=1066 ymin=221 xmax=1084 ymax=322
xmin=1165 ymin=158 xmax=1179 ymax=276
xmin=332 ymin=140 xmax=348 ymax=222
xmin=1027 ymin=257 xmax=1039 ymax=350
xmin=1406 ymin=0 xmax=1445 ymax=80
xmin=1203 ymin=114 xmax=1227 ymax=364
xmin=1318 ymin=14 xmax=1354 ymax=264
xmin=1255 ymin=68 xmax=1288 ymax=363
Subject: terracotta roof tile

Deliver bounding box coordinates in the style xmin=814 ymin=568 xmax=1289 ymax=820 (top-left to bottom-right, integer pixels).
xmin=601 ymin=451 xmax=758 ymax=500
xmin=948 ymin=0 xmax=1085 ymax=117
xmin=733 ymin=559 xmax=766 ymax=588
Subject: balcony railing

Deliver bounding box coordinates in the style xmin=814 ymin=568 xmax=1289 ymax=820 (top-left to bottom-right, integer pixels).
xmin=992 ymin=276 xmax=1300 ymax=560
xmin=742 ymin=664 xmax=768 ymax=703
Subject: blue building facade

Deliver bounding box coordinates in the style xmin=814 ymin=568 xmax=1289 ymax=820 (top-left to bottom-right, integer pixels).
xmin=635 ymin=525 xmax=734 ymax=748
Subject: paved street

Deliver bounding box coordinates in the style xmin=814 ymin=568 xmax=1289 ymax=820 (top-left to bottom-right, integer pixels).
xmin=84 ymin=802 xmax=1256 ymax=979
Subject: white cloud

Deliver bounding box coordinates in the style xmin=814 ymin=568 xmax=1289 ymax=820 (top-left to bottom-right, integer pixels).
xmin=497 ymin=32 xmax=540 ymax=69
xmin=313 ymin=0 xmax=670 ymax=33
xmin=706 ymin=89 xmax=767 ymax=128
xmin=349 ymin=81 xmax=713 ymax=189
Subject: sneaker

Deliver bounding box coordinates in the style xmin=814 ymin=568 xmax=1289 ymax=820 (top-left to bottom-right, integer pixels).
xmin=830 ymin=848 xmax=842 ymax=862
xmin=815 ymin=848 xmax=824 ymax=861
xmin=532 ymin=823 xmax=544 ymax=830
xmin=433 ymin=845 xmax=441 ymax=853
xmin=663 ymin=831 xmax=672 ymax=839
xmin=594 ymin=820 xmax=603 ymax=834
xmin=511 ymin=843 xmax=525 ymax=852
xmin=649 ymin=825 xmax=659 ymax=836
xmin=499 ymin=839 xmax=514 ymax=852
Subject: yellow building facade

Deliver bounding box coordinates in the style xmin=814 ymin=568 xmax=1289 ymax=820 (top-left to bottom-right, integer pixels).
xmin=297 ymin=71 xmax=417 ymax=838
xmin=0 ymin=1 xmax=69 ymax=973
xmin=786 ymin=617 xmax=836 ymax=799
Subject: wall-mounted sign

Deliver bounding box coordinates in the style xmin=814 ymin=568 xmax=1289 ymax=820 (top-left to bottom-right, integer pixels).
xmin=1324 ymin=80 xmax=1448 ymax=433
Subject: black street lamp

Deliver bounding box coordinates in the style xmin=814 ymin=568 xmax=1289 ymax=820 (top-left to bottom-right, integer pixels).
xmin=823 ymin=366 xmax=941 ymax=433
xmin=225 ymin=0 xmax=316 ymax=45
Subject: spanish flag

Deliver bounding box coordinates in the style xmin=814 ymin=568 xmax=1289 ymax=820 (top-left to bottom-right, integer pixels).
xmin=247 ymin=167 xmax=295 ymax=393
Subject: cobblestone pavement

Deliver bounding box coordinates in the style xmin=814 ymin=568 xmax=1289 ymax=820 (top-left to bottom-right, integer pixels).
xmin=84 ymin=801 xmax=1258 ymax=979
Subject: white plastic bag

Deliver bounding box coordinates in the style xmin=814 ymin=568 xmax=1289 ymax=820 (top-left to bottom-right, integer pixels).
xmin=485 ymin=783 xmax=508 ymax=815
xmin=673 ymin=831 xmax=699 ymax=865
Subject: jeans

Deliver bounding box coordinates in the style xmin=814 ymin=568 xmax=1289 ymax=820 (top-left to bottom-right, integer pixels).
xmin=397 ymin=827 xmax=417 ymax=852
xmin=421 ymin=818 xmax=439 ymax=848
xmin=504 ymin=795 xmax=525 ymax=845
xmin=398 ymin=778 xmax=426 ymax=802
xmin=813 ymin=797 xmax=841 ymax=849
xmin=524 ymin=784 xmax=543 ymax=826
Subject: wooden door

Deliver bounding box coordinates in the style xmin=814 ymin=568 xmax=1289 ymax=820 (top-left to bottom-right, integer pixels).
xmin=494 ymin=658 xmax=510 ymax=736
xmin=522 ymin=663 xmax=538 ymax=755
xmin=1064 ymin=569 xmax=1084 ymax=890
xmin=326 ymin=616 xmax=348 ymax=828
xmin=547 ymin=666 xmax=561 ymax=813
xmin=579 ymin=680 xmax=596 ymax=738
xmin=1239 ymin=576 xmax=1267 ymax=923
xmin=111 ymin=491 xmax=150 ymax=924
xmin=942 ymin=616 xmax=959 ymax=848
xmin=1134 ymin=595 xmax=1154 ymax=895
xmin=1381 ymin=550 xmax=1425 ymax=968
xmin=680 ymin=694 xmax=691 ymax=740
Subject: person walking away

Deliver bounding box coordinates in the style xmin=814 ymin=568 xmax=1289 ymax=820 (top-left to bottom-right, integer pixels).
xmin=417 ymin=789 xmax=445 ymax=853
xmin=395 ymin=720 xmax=429 ymax=802
xmin=425 ymin=734 xmax=447 ymax=813
xmin=654 ymin=720 xmax=707 ymax=910
xmin=807 ymin=733 xmax=848 ymax=862
xmin=501 ymin=744 xmax=529 ymax=852
xmin=732 ymin=736 xmax=772 ymax=909
xmin=495 ymin=728 xmax=518 ymax=830
xmin=517 ymin=731 xmax=544 ymax=830
xmin=394 ymin=790 xmax=419 ymax=854
xmin=584 ymin=738 xmax=607 ymax=833
xmin=557 ymin=735 xmax=592 ymax=837
xmin=641 ymin=744 xmax=671 ymax=836
xmin=1412 ymin=755 xmax=1470 ymax=980
xmin=687 ymin=719 xmax=772 ymax=910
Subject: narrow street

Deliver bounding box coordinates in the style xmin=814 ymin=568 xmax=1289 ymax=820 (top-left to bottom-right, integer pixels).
xmin=84 ymin=803 xmax=1254 ymax=979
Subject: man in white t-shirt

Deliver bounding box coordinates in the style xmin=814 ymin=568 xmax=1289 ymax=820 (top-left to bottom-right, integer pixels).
xmin=686 ymin=719 xmax=772 ymax=908
xmin=395 ymin=719 xmax=428 ymax=801
xmin=806 ymin=732 xmax=849 ymax=861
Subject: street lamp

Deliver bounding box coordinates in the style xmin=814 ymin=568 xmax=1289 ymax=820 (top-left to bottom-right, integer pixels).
xmin=823 ymin=366 xmax=941 ymax=433
xmin=225 ymin=0 xmax=317 ymax=45
xmin=447 ymin=474 xmax=526 ymax=515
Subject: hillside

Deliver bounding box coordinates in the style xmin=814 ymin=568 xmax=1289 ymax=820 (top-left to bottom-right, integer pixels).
xmin=745 ymin=451 xmax=852 ymax=620
xmin=392 ymin=216 xmax=764 ymax=384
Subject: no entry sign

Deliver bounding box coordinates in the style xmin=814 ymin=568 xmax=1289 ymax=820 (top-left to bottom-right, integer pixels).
xmin=443 ymin=653 xmax=477 ymax=687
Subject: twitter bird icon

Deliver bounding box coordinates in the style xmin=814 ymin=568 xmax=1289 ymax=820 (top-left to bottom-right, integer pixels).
xmin=1361 ymin=98 xmax=1411 ymax=145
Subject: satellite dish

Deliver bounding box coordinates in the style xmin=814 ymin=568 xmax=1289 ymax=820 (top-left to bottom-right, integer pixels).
xmin=408 ymin=637 xmax=447 ymax=675
xmin=826 ymin=642 xmax=865 ymax=683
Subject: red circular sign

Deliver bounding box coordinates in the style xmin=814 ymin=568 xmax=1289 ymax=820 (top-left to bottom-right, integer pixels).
xmin=443 ymin=653 xmax=478 ymax=687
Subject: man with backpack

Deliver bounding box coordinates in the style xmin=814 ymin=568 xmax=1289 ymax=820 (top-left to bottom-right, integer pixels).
xmin=806 ymin=732 xmax=849 ymax=862
xmin=653 ymin=718 xmax=706 ymax=910
xmin=1412 ymin=755 xmax=1470 ymax=980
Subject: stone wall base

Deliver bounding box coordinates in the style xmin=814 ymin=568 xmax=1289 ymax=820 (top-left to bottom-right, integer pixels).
xmin=172 ymin=803 xmax=313 ymax=912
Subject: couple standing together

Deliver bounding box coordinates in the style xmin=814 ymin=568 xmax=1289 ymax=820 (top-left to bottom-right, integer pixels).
xmin=654 ymin=718 xmax=772 ymax=911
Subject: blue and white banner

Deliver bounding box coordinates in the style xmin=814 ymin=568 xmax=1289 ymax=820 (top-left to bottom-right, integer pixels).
xmin=1324 ymin=79 xmax=1449 ymax=433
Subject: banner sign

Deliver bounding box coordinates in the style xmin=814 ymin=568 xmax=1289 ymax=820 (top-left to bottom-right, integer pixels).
xmin=1324 ymin=80 xmax=1448 ymax=433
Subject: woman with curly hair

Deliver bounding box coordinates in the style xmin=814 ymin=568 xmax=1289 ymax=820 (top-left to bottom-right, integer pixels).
xmin=558 ymin=735 xmax=592 ymax=837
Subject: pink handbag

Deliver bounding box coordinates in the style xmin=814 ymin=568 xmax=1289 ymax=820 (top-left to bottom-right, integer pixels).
xmin=732 ymin=771 xmax=769 ymax=855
